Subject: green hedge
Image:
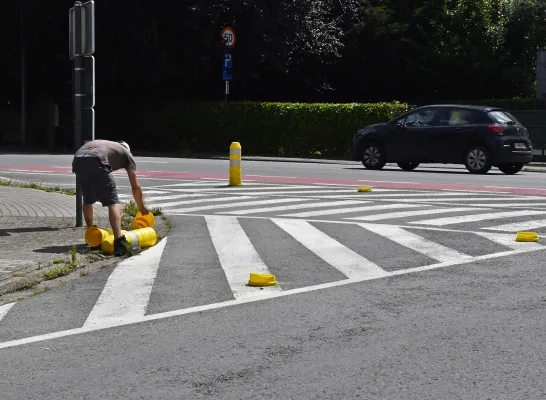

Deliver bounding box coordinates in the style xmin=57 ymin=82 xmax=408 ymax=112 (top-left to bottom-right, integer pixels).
xmin=170 ymin=101 xmax=408 ymax=158
xmin=97 ymin=96 xmax=544 ymax=158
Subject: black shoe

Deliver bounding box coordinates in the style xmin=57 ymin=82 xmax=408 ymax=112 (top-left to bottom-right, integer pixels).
xmin=113 ymin=235 xmax=128 ymax=256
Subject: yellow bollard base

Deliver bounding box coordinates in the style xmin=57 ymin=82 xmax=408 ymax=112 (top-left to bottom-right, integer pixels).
xmin=248 ymin=273 xmax=278 ymax=287
xmin=515 ymin=231 xmax=539 ymax=242
xmin=357 ymin=186 xmax=372 ymax=192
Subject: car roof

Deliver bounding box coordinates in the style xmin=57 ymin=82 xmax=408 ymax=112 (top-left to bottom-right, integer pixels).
xmin=412 ymin=104 xmax=505 ymax=113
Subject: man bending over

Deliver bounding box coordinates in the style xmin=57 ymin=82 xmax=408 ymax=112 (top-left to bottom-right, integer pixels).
xmin=72 ymin=139 xmax=149 ymax=256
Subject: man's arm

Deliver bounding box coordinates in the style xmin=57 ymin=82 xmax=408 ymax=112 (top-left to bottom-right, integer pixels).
xmin=126 ymin=168 xmax=149 ymax=215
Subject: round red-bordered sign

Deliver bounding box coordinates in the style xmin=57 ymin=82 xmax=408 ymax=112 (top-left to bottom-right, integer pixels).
xmin=221 ymin=26 xmax=237 ymax=48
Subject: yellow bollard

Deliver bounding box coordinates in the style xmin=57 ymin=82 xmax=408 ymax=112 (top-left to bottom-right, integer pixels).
xmin=229 ymin=142 xmax=242 ymax=186
xmin=124 ymin=227 xmax=158 ymax=251
xmin=131 ymin=211 xmax=155 ymax=230
xmin=85 ymin=226 xmax=113 ymax=247
xmin=100 ymin=230 xmax=129 ymax=254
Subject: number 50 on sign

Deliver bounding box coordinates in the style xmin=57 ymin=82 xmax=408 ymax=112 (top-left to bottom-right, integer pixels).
xmin=221 ymin=26 xmax=236 ymax=48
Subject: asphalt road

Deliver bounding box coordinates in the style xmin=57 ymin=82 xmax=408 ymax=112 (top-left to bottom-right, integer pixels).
xmin=2 ymin=154 xmax=546 ymax=399
xmin=1 ymin=153 xmax=546 ymax=190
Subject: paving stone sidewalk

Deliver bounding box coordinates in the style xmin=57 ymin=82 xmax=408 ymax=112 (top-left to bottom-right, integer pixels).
xmin=0 ymin=186 xmax=109 ymax=284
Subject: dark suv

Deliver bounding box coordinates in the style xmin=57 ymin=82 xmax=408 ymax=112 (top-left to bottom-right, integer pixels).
xmin=350 ymin=104 xmax=533 ymax=174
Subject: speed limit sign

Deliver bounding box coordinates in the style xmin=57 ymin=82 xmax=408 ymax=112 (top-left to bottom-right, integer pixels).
xmin=221 ymin=26 xmax=237 ymax=48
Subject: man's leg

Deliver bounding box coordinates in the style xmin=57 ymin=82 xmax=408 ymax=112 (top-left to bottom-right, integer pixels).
xmin=83 ymin=203 xmax=95 ymax=227
xmin=107 ymin=203 xmax=123 ymax=239
xmin=99 ymin=172 xmax=127 ymax=256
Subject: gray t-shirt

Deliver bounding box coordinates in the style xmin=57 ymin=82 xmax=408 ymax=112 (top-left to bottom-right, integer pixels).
xmin=73 ymin=140 xmax=137 ymax=172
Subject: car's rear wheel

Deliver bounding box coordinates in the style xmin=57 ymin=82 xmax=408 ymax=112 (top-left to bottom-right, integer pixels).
xmin=497 ymin=163 xmax=524 ymax=175
xmin=464 ymin=145 xmax=492 ymax=174
xmin=397 ymin=161 xmax=420 ymax=171
xmin=361 ymin=142 xmax=386 ymax=170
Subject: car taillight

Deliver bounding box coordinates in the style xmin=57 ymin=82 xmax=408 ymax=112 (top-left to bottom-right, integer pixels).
xmin=488 ymin=124 xmax=504 ymax=135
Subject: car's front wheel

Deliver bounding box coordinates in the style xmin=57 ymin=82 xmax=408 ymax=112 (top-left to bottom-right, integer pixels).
xmin=464 ymin=145 xmax=492 ymax=174
xmin=361 ymin=142 xmax=387 ymax=170
xmin=397 ymin=161 xmax=420 ymax=171
xmin=497 ymin=163 xmax=524 ymax=175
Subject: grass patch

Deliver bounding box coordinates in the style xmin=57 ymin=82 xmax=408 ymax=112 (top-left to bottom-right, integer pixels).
xmin=42 ymin=246 xmax=80 ymax=281
xmin=0 ymin=179 xmax=76 ymax=196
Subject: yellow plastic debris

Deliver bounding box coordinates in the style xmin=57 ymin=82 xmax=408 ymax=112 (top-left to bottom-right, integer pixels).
xmin=516 ymin=231 xmax=539 ymax=242
xmin=357 ymin=186 xmax=372 ymax=192
xmin=248 ymin=273 xmax=278 ymax=287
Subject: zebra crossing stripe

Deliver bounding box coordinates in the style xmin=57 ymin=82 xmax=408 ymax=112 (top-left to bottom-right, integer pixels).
xmin=271 ymin=218 xmax=388 ymax=280
xmin=357 ymin=223 xmax=473 ymax=263
xmin=480 ymin=219 xmax=546 ymax=232
xmin=83 ymin=238 xmax=168 ymax=329
xmin=346 ymin=207 xmax=490 ymax=222
xmin=280 ymin=203 xmax=427 ymax=218
xmin=152 ymin=196 xmax=254 ymax=209
xmin=206 ymin=216 xmax=282 ymax=299
xmin=221 ymin=200 xmax=370 ymax=215
xmin=167 ymin=198 xmax=310 ymax=213
xmin=409 ymin=210 xmax=546 ymax=226
xmin=473 ymin=231 xmax=545 ymax=251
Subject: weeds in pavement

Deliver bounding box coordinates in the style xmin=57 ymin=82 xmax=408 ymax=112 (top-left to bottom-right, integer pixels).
xmin=0 ymin=179 xmax=76 ymax=196
xmin=42 ymin=246 xmax=80 ymax=281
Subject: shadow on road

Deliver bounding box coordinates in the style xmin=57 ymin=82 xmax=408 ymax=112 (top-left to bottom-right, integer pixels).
xmin=33 ymin=243 xmax=87 ymax=254
xmin=342 ymin=167 xmax=507 ymax=176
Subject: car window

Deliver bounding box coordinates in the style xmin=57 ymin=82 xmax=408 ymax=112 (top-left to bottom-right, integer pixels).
xmin=404 ymin=109 xmax=437 ymax=126
xmin=437 ymin=108 xmax=485 ymax=126
xmin=488 ymin=110 xmax=519 ymax=125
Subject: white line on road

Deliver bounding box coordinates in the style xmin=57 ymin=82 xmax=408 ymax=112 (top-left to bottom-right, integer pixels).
xmin=4 ymin=244 xmax=544 ymax=351
xmin=346 ymin=207 xmax=490 ymax=221
xmin=358 ymin=223 xmax=473 ymax=263
xmin=221 ymin=200 xmax=370 ymax=215
xmin=272 ymin=218 xmax=388 ymax=280
xmin=0 ymin=303 xmax=15 ymax=323
xmin=473 ymin=231 xmax=545 ymax=251
xmin=280 ymin=203 xmax=428 ymax=218
xmin=480 ymin=219 xmax=546 ymax=232
xmin=206 ymin=216 xmax=282 ymax=299
xmin=83 ymin=238 xmax=168 ymax=330
xmin=151 ymin=195 xmax=254 ymax=209
xmin=167 ymin=198 xmax=310 ymax=213
xmin=409 ymin=210 xmax=546 ymax=226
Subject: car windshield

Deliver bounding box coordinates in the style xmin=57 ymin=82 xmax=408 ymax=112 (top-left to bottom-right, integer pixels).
xmin=488 ymin=110 xmax=519 ymax=125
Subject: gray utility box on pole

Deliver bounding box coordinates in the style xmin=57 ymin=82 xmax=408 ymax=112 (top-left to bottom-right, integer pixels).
xmin=69 ymin=0 xmax=95 ymax=227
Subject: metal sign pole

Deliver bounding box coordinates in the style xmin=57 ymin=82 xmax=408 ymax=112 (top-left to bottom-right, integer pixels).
xmin=70 ymin=0 xmax=95 ymax=228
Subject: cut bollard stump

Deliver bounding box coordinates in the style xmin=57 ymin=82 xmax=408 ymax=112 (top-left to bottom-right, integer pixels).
xmin=357 ymin=186 xmax=372 ymax=192
xmin=248 ymin=273 xmax=278 ymax=287
xmin=516 ymin=231 xmax=539 ymax=242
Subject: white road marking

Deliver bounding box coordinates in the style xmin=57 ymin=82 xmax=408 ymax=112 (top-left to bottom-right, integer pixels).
xmin=394 ymin=196 xmax=546 ymax=203
xmin=272 ymin=218 xmax=387 ymax=280
xmin=473 ymin=231 xmax=545 ymax=251
xmin=148 ymin=181 xmax=267 ymax=188
xmin=0 ymin=303 xmax=15 ymax=323
xmin=230 ymin=189 xmax=369 ymax=196
xmin=3 ymin=244 xmax=545 ymax=351
xmin=358 ymin=223 xmax=472 ymax=263
xmin=163 ymin=185 xmax=331 ymax=193
xmin=152 ymin=196 xmax=253 ymax=209
xmin=83 ymin=238 xmax=168 ymax=330
xmin=142 ymin=193 xmax=212 ymax=202
xmin=221 ymin=200 xmax=370 ymax=215
xmin=481 ymin=219 xmax=546 ymax=232
xmin=409 ymin=210 xmax=546 ymax=226
xmin=280 ymin=203 xmax=428 ymax=218
xmin=205 ymin=216 xmax=282 ymax=299
xmin=346 ymin=207 xmax=490 ymax=221
xmin=347 ymin=192 xmax=505 ymax=198
xmin=167 ymin=198 xmax=310 ymax=213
